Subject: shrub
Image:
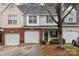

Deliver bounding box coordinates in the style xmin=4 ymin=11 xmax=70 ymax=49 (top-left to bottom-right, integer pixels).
xmin=41 ymin=40 xmax=46 ymax=45
xmin=0 ymin=33 xmax=2 ymax=44
xmin=49 ymin=39 xmax=65 ymax=45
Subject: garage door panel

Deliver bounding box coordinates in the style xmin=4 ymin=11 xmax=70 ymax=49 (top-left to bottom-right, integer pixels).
xmin=25 ymin=31 xmax=39 ymax=43
xmin=63 ymin=31 xmax=78 ymax=43
xmin=5 ymin=33 xmax=20 ymax=45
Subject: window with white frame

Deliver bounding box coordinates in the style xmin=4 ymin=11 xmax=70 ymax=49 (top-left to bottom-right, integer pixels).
xmin=68 ymin=18 xmax=73 ymax=22
xmin=29 ymin=16 xmax=37 ymax=24
xmin=65 ymin=17 xmax=76 ymax=23
xmin=65 ymin=11 xmax=76 ymax=23
xmin=46 ymin=16 xmax=53 ymax=23
xmin=8 ymin=15 xmax=17 ymax=24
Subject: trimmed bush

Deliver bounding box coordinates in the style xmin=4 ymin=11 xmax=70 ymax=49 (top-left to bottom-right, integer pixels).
xmin=49 ymin=39 xmax=65 ymax=44
xmin=41 ymin=40 xmax=46 ymax=45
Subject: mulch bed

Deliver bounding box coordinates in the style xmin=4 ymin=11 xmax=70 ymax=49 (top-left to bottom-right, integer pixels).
xmin=40 ymin=45 xmax=76 ymax=56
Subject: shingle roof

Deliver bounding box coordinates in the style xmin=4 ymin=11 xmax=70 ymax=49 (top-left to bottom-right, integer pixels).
xmin=17 ymin=4 xmax=79 ymax=25
xmin=17 ymin=4 xmax=56 ymax=14
xmin=17 ymin=5 xmax=29 ymax=13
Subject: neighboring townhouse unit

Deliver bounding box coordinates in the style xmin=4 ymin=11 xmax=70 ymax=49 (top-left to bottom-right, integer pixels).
xmin=0 ymin=3 xmax=78 ymax=45
xmin=0 ymin=3 xmax=24 ymax=45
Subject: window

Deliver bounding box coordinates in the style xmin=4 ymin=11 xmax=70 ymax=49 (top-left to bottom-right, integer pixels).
xmin=8 ymin=15 xmax=17 ymax=24
xmin=65 ymin=18 xmax=74 ymax=23
xmin=13 ymin=20 xmax=17 ymax=24
xmin=46 ymin=16 xmax=53 ymax=23
xmin=68 ymin=18 xmax=73 ymax=22
xmin=50 ymin=30 xmax=58 ymax=38
xmin=65 ymin=14 xmax=76 ymax=23
xmin=29 ymin=16 xmax=37 ymax=24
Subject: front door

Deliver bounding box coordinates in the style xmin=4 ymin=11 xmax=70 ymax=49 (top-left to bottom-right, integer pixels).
xmin=44 ymin=31 xmax=48 ymax=42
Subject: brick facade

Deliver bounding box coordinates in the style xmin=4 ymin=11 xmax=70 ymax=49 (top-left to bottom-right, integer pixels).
xmin=2 ymin=28 xmax=43 ymax=46
xmin=2 ymin=28 xmax=24 ymax=45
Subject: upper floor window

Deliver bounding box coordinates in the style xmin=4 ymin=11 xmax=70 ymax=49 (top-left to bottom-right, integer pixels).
xmin=65 ymin=17 xmax=76 ymax=23
xmin=65 ymin=14 xmax=76 ymax=23
xmin=46 ymin=16 xmax=53 ymax=23
xmin=68 ymin=18 xmax=73 ymax=22
xmin=29 ymin=16 xmax=37 ymax=24
xmin=8 ymin=15 xmax=17 ymax=24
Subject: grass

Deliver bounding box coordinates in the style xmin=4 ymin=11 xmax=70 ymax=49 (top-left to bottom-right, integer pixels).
xmin=64 ymin=44 xmax=79 ymax=56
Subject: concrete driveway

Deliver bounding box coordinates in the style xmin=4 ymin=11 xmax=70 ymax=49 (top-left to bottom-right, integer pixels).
xmin=26 ymin=45 xmax=41 ymax=56
xmin=0 ymin=45 xmax=41 ymax=56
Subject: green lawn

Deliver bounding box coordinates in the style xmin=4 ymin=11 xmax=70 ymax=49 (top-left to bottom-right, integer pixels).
xmin=64 ymin=44 xmax=79 ymax=56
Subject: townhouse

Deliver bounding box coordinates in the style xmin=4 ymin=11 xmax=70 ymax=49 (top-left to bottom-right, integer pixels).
xmin=0 ymin=3 xmax=78 ymax=46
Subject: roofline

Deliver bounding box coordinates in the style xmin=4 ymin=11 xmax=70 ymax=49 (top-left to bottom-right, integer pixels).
xmin=0 ymin=3 xmax=24 ymax=15
xmin=25 ymin=14 xmax=57 ymax=15
xmin=0 ymin=3 xmax=11 ymax=14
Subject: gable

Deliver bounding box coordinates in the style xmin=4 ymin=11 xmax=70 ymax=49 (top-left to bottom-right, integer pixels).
xmin=1 ymin=3 xmax=23 ymax=15
xmin=1 ymin=4 xmax=24 ymax=28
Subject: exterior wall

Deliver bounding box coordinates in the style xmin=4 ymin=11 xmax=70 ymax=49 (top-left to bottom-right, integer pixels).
xmin=26 ymin=13 xmax=76 ymax=27
xmin=2 ymin=28 xmax=24 ymax=45
xmin=2 ymin=28 xmax=43 ymax=45
xmin=0 ymin=3 xmax=8 ymax=13
xmin=0 ymin=16 xmax=2 ymax=27
xmin=0 ymin=4 xmax=9 ymax=28
xmin=0 ymin=4 xmax=77 ymax=28
xmin=26 ymin=15 xmax=57 ymax=26
xmin=1 ymin=4 xmax=24 ymax=28
xmin=39 ymin=15 xmax=57 ymax=26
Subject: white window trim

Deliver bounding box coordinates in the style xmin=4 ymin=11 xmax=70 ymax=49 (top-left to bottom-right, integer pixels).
xmin=8 ymin=15 xmax=17 ymax=25
xmin=64 ymin=8 xmax=76 ymax=23
xmin=26 ymin=15 xmax=39 ymax=26
xmin=65 ymin=16 xmax=76 ymax=23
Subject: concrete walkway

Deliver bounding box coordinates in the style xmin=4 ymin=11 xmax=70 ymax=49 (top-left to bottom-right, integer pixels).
xmin=0 ymin=45 xmax=41 ymax=56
